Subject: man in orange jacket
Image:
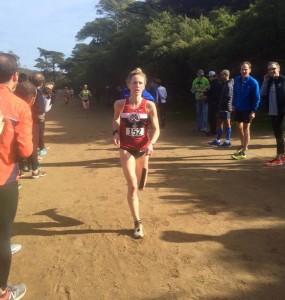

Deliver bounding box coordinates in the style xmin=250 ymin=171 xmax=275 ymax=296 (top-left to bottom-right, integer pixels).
xmin=0 ymin=53 xmax=33 ymax=300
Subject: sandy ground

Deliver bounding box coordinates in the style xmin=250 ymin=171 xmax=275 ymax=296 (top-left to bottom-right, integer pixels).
xmin=10 ymin=96 xmax=285 ymax=300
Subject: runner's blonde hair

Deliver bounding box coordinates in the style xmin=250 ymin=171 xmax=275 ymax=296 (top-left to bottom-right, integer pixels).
xmin=126 ymin=67 xmax=147 ymax=84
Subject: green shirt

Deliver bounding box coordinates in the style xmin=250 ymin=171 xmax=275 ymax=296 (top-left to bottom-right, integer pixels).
xmin=191 ymin=77 xmax=210 ymax=100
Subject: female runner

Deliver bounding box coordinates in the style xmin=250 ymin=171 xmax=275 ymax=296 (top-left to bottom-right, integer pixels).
xmin=112 ymin=68 xmax=160 ymax=238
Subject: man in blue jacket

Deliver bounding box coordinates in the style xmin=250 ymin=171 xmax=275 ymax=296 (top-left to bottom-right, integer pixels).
xmin=231 ymin=61 xmax=260 ymax=160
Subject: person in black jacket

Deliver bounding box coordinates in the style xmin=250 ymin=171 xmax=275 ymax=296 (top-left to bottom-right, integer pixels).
xmin=205 ymin=71 xmax=223 ymax=136
xmin=208 ymin=70 xmax=234 ymax=147
xmin=261 ymin=61 xmax=285 ymax=166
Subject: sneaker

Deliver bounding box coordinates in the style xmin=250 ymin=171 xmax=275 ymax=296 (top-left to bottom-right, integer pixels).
xmin=264 ymin=159 xmax=283 ymax=167
xmin=38 ymin=149 xmax=47 ymax=156
xmin=134 ymin=221 xmax=144 ymax=239
xmin=11 ymin=244 xmax=22 ymax=255
xmin=1 ymin=284 xmax=26 ymax=300
xmin=220 ymin=141 xmax=232 ymax=147
xmin=231 ymin=152 xmax=246 ymax=160
xmin=208 ymin=140 xmax=221 ymax=146
xmin=32 ymin=170 xmax=46 ymax=179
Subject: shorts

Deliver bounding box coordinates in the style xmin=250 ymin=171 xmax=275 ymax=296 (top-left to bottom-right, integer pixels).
xmin=121 ymin=148 xmax=146 ymax=159
xmin=234 ymin=111 xmax=252 ymax=123
xmin=218 ymin=111 xmax=231 ymax=120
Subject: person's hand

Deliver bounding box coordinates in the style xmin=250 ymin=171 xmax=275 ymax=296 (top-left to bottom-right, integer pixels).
xmin=113 ymin=131 xmax=120 ymax=146
xmin=0 ymin=111 xmax=4 ymax=135
xmin=145 ymin=142 xmax=154 ymax=156
xmin=250 ymin=112 xmax=255 ymax=120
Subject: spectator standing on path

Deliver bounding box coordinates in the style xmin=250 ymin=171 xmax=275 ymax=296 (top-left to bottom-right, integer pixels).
xmin=113 ymin=68 xmax=160 ymax=239
xmin=231 ymin=61 xmax=261 ymax=160
xmin=191 ymin=69 xmax=210 ymax=133
xmin=0 ymin=53 xmax=33 ymax=300
xmin=29 ymin=72 xmax=47 ymax=177
xmin=153 ymin=78 xmax=167 ymax=128
xmin=208 ymin=70 xmax=234 ymax=147
xmin=205 ymin=71 xmax=223 ymax=136
xmin=261 ymin=61 xmax=285 ymax=166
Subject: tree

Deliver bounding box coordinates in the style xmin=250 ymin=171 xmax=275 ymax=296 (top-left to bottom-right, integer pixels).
xmin=34 ymin=48 xmax=65 ymax=82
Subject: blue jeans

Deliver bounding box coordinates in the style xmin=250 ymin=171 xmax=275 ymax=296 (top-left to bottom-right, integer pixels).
xmin=196 ymin=100 xmax=208 ymax=130
xmin=0 ymin=182 xmax=19 ymax=290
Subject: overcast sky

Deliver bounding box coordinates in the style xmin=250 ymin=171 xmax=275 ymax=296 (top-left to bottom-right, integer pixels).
xmin=0 ymin=0 xmax=100 ymax=69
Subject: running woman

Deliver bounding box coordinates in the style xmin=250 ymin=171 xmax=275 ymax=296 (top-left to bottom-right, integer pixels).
xmin=112 ymin=68 xmax=160 ymax=239
xmin=79 ymin=84 xmax=92 ymax=111
xmin=63 ymin=87 xmax=71 ymax=105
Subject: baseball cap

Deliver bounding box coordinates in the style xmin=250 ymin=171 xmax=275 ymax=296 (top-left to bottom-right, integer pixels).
xmin=207 ymin=71 xmax=216 ymax=77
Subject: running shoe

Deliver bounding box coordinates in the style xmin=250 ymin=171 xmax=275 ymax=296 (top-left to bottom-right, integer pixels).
xmin=231 ymin=152 xmax=246 ymax=160
xmin=11 ymin=244 xmax=22 ymax=255
xmin=220 ymin=141 xmax=232 ymax=147
xmin=32 ymin=170 xmax=46 ymax=179
xmin=134 ymin=221 xmax=144 ymax=239
xmin=264 ymin=159 xmax=283 ymax=167
xmin=208 ymin=140 xmax=221 ymax=146
xmin=38 ymin=149 xmax=47 ymax=156
xmin=0 ymin=284 xmax=26 ymax=300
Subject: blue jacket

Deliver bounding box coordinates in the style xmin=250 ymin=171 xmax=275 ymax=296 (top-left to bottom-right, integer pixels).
xmin=120 ymin=88 xmax=154 ymax=102
xmin=233 ymin=75 xmax=260 ymax=112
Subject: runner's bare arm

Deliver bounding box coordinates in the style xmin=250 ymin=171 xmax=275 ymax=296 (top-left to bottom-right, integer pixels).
xmin=112 ymin=100 xmax=124 ymax=146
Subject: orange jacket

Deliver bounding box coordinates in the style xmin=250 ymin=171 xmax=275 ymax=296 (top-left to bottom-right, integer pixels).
xmin=0 ymin=85 xmax=33 ymax=186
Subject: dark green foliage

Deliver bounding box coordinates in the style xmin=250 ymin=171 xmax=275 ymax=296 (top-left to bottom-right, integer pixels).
xmin=52 ymin=0 xmax=285 ymax=109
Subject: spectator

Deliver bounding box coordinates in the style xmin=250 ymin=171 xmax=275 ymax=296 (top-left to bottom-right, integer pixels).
xmin=231 ymin=61 xmax=260 ymax=160
xmin=153 ymin=78 xmax=167 ymax=128
xmin=191 ymin=69 xmax=210 ymax=133
xmin=0 ymin=53 xmax=33 ymax=300
xmin=205 ymin=71 xmax=223 ymax=136
xmin=208 ymin=70 xmax=234 ymax=147
xmin=261 ymin=61 xmax=285 ymax=166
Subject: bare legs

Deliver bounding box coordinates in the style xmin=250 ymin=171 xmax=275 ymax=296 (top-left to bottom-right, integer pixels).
xmin=120 ymin=149 xmax=149 ymax=223
xmin=237 ymin=122 xmax=251 ymax=152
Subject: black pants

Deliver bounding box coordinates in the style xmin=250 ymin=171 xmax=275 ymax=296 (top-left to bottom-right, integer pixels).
xmin=0 ymin=182 xmax=19 ymax=290
xmin=157 ymin=103 xmax=167 ymax=128
xmin=271 ymin=115 xmax=285 ymax=155
xmin=208 ymin=103 xmax=218 ymax=134
xmin=38 ymin=121 xmax=45 ymax=150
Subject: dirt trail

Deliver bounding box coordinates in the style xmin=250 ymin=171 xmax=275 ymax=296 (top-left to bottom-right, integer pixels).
xmin=11 ymin=96 xmax=285 ymax=299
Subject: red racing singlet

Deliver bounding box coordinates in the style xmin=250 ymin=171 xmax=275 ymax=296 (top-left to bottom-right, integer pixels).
xmin=120 ymin=98 xmax=151 ymax=151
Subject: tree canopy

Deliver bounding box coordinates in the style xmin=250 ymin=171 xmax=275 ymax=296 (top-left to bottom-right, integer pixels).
xmin=28 ymin=0 xmax=285 ymax=104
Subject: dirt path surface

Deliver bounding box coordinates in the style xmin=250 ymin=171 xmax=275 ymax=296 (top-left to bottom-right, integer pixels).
xmin=11 ymin=96 xmax=285 ymax=300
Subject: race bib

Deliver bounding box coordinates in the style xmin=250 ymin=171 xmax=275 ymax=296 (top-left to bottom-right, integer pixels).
xmin=126 ymin=127 xmax=144 ymax=137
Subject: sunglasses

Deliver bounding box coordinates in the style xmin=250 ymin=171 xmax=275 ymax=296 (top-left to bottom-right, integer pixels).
xmin=268 ymin=68 xmax=277 ymax=71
